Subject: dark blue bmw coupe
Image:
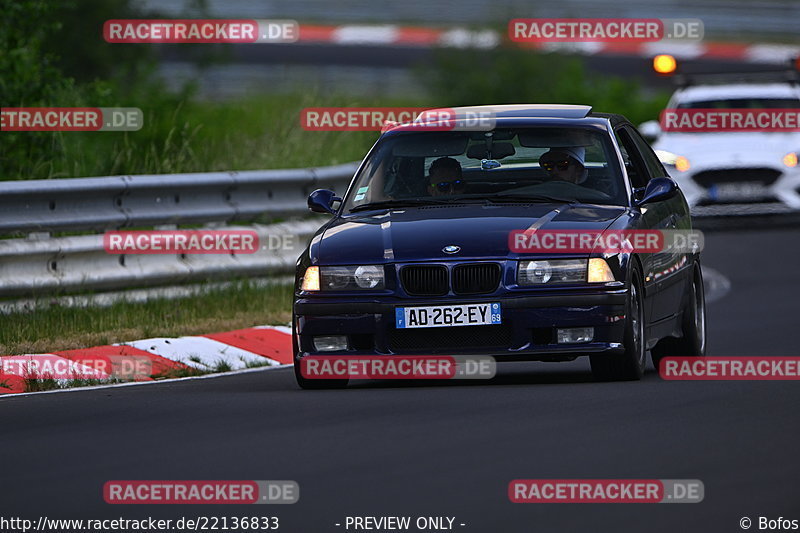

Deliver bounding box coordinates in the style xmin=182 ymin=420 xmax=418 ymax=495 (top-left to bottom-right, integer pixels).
xmin=292 ymin=104 xmax=706 ymax=388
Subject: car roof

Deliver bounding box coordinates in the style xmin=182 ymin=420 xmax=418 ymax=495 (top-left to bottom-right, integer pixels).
xmin=673 ymin=83 xmax=800 ymax=102
xmin=379 ymin=104 xmax=626 ymax=136
xmin=441 ymin=104 xmax=593 ymax=119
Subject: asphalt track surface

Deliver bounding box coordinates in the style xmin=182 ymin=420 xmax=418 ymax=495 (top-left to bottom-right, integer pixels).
xmin=2 ymin=228 xmax=799 ymax=533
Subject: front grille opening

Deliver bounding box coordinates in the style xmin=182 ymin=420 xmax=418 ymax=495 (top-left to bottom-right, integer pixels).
xmin=400 ymin=265 xmax=448 ymax=296
xmin=350 ymin=334 xmax=374 ymax=351
xmin=452 ymin=263 xmax=501 ymax=295
xmin=693 ymin=168 xmax=782 ymax=188
xmin=389 ymin=324 xmax=512 ymax=352
xmin=532 ymin=328 xmax=553 ymax=345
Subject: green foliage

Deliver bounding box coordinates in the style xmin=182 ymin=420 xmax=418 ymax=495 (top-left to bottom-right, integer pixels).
xmin=419 ymin=47 xmax=670 ymax=125
xmin=1 ymin=1 xmax=669 ymax=181
xmin=0 ymin=0 xmax=154 ymax=179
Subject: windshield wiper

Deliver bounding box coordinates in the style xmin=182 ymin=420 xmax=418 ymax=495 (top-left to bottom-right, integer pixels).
xmin=349 ymin=198 xmax=454 ymax=212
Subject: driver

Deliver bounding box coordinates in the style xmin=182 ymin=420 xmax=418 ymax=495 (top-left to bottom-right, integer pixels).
xmin=427 ymin=157 xmax=465 ymax=197
xmin=539 ymin=147 xmax=588 ymax=185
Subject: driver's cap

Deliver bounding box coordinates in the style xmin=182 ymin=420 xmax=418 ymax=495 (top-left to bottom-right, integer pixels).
xmin=542 ymin=146 xmax=585 ymax=167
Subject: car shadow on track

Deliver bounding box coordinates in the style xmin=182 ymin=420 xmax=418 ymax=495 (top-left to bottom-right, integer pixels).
xmin=340 ymin=360 xmax=663 ymax=390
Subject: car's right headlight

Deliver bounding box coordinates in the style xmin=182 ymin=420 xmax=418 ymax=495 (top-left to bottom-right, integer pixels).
xmin=518 ymin=259 xmax=586 ymax=285
xmin=655 ymin=150 xmax=690 ymax=172
xmin=517 ymin=258 xmax=615 ymax=285
xmin=300 ymin=265 xmax=385 ymax=291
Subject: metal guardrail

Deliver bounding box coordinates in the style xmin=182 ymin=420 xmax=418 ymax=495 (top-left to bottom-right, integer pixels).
xmin=0 ymin=163 xmax=360 ymax=298
xmin=0 ymin=163 xmax=357 ymax=234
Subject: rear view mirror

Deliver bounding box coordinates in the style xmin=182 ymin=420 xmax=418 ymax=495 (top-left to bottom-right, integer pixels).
xmin=466 ymin=142 xmax=516 ymax=159
xmin=635 ymin=177 xmax=678 ymax=206
xmin=308 ymin=189 xmax=341 ymax=214
xmin=638 ymin=120 xmax=662 ymax=141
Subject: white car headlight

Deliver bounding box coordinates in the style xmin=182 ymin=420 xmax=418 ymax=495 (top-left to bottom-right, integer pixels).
xmin=301 ymin=265 xmax=385 ymax=291
xmin=784 ymin=152 xmax=798 ymax=168
xmin=518 ymin=259 xmax=586 ymax=285
xmin=517 ymin=259 xmax=616 ymax=285
xmin=655 ymin=150 xmax=690 ymax=172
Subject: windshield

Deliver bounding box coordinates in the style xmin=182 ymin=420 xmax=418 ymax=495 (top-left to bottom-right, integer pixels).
xmin=342 ymin=127 xmax=626 ymax=212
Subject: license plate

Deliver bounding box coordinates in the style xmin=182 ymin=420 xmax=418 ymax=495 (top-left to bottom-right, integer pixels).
xmin=708 ymin=182 xmax=769 ymax=201
xmin=395 ymin=303 xmax=501 ymax=329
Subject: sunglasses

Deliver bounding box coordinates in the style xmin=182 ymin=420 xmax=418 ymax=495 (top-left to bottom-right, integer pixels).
xmin=541 ymin=159 xmax=572 ymax=171
xmin=432 ymin=179 xmax=465 ymax=192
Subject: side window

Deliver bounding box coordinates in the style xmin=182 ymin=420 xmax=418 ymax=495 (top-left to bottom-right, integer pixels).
xmin=614 ymin=128 xmax=650 ymax=190
xmin=626 ymin=126 xmax=669 ymax=179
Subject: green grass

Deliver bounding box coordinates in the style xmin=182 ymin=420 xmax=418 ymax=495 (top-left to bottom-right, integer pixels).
xmin=0 ymin=280 xmax=294 ymax=356
xmin=9 ymin=91 xmax=412 ymax=180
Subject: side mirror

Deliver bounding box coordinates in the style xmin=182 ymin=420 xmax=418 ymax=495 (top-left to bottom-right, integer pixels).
xmin=638 ymin=120 xmax=662 ymax=141
xmin=635 ymin=177 xmax=678 ymax=206
xmin=308 ymin=189 xmax=341 ymax=214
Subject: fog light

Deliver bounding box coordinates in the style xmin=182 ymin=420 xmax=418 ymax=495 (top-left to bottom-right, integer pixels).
xmin=313 ymin=335 xmax=348 ymax=352
xmin=557 ymin=327 xmax=594 ymax=344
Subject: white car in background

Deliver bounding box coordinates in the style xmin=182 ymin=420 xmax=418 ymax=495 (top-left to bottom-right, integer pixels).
xmin=640 ymin=81 xmax=800 ymax=214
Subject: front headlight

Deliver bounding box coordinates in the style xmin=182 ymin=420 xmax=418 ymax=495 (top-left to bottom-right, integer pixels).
xmin=587 ymin=258 xmax=615 ymax=283
xmin=784 ymin=152 xmax=798 ymax=168
xmin=517 ymin=258 xmax=616 ymax=285
xmin=518 ymin=259 xmax=586 ymax=285
xmin=300 ymin=265 xmax=385 ymax=291
xmin=655 ymin=150 xmax=690 ymax=172
xmin=300 ymin=266 xmax=320 ymax=291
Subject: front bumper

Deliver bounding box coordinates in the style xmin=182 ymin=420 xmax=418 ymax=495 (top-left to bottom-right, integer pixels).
xmin=670 ymin=165 xmax=800 ymax=211
xmin=294 ymin=291 xmax=627 ymax=361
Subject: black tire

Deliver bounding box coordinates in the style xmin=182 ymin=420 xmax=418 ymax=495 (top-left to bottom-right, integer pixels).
xmin=291 ymin=320 xmax=349 ymax=390
xmin=650 ymin=262 xmax=707 ymax=369
xmin=590 ymin=262 xmax=647 ymax=381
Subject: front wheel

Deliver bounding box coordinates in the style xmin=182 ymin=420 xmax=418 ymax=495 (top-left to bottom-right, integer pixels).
xmin=650 ymin=263 xmax=707 ymax=369
xmin=591 ymin=263 xmax=647 ymax=381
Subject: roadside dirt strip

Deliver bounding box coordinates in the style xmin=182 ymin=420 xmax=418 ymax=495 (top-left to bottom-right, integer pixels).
xmin=0 ymin=326 xmax=292 ymax=395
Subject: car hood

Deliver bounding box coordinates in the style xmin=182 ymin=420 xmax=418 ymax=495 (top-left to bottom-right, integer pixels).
xmin=314 ymin=203 xmax=627 ymax=264
xmin=654 ymin=132 xmax=800 ymax=169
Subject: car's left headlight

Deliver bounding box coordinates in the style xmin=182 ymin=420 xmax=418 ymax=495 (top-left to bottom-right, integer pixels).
xmin=655 ymin=150 xmax=690 ymax=172
xmin=517 ymin=258 xmax=615 ymax=285
xmin=300 ymin=265 xmax=385 ymax=291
